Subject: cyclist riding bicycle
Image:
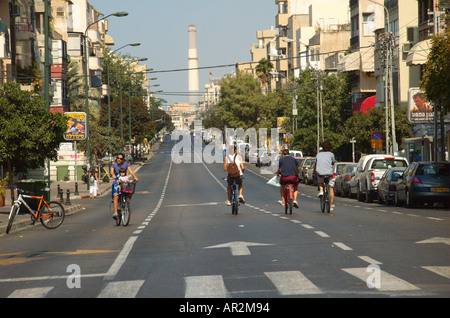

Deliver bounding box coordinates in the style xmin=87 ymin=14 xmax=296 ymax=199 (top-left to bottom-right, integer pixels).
xmin=111 ymin=153 xmax=139 ymax=220
xmin=276 ymin=149 xmax=299 ymax=208
xmin=223 ymin=145 xmax=246 ymax=206
xmin=314 ymin=141 xmax=336 ymax=211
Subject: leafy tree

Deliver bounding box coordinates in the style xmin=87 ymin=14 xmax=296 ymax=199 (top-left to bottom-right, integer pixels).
xmin=342 ymin=104 xmax=413 ymax=154
xmin=255 ymin=58 xmax=274 ymax=94
xmin=421 ymin=29 xmax=450 ymax=114
xmin=0 ymin=82 xmax=67 ymax=200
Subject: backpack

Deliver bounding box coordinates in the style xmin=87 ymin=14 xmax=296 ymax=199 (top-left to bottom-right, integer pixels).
xmin=227 ymin=154 xmax=240 ymax=178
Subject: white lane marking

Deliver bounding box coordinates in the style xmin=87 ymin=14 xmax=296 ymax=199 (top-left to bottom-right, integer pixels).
xmin=184 ymin=275 xmax=228 ymax=298
xmin=422 ymin=266 xmax=450 ymax=279
xmin=358 ymin=256 xmax=383 ymax=265
xmin=315 ymin=231 xmax=330 ymax=238
xmin=104 ymin=236 xmax=138 ymax=281
xmin=165 ymin=202 xmax=219 ymax=207
xmin=265 ymin=271 xmax=322 ymax=295
xmin=342 ymin=268 xmax=420 ymax=291
xmin=97 ymin=280 xmax=144 ymax=298
xmin=8 ymin=287 xmax=54 ymax=298
xmin=333 ymin=242 xmax=353 ymax=251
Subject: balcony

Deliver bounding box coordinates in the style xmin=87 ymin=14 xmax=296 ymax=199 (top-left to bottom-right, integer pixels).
xmin=15 ymin=22 xmax=35 ymax=41
xmin=276 ymin=12 xmax=289 ymax=28
xmin=88 ymin=56 xmax=103 ymax=71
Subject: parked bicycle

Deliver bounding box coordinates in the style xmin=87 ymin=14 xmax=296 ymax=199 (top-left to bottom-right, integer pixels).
xmin=319 ymin=176 xmax=332 ymax=213
xmin=6 ymin=188 xmax=65 ymax=234
xmin=115 ymin=180 xmax=136 ymax=226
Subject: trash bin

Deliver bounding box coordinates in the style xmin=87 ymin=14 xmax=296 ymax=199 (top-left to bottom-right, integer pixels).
xmin=17 ymin=180 xmax=50 ymax=213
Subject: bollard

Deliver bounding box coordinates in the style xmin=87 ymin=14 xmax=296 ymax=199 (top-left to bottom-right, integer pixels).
xmin=57 ymin=184 xmax=61 ymax=198
xmin=66 ymin=189 xmax=71 ymax=205
xmin=59 ymin=188 xmax=64 ymax=202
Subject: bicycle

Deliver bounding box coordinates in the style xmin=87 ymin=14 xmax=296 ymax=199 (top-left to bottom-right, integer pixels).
xmin=230 ymin=179 xmax=239 ymax=215
xmin=6 ymin=189 xmax=65 ymax=234
xmin=319 ymin=175 xmax=332 ymax=213
xmin=284 ymin=183 xmax=294 ymax=215
xmin=115 ymin=180 xmax=136 ymax=226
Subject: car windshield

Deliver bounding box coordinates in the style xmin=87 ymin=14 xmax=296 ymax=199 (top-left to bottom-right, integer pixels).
xmin=371 ymin=159 xmax=407 ymax=169
xmin=416 ymin=163 xmax=449 ymax=176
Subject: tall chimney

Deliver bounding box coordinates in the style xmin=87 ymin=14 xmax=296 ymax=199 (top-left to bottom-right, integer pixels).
xmin=188 ymin=25 xmax=199 ymax=105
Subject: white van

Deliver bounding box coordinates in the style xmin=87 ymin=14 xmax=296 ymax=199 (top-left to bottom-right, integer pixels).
xmin=289 ymin=150 xmax=303 ymax=158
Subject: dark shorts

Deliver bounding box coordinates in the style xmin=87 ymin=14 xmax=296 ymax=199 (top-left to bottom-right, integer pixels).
xmin=280 ymin=175 xmax=299 ymax=186
xmin=227 ymin=176 xmax=243 ymax=185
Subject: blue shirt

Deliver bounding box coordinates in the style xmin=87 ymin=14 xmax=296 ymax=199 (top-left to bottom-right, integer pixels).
xmin=279 ymin=156 xmax=298 ymax=177
xmin=111 ymin=162 xmax=130 ymax=177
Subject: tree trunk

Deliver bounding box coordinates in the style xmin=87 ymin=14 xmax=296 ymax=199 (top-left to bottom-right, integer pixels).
xmin=8 ymin=160 xmax=14 ymax=203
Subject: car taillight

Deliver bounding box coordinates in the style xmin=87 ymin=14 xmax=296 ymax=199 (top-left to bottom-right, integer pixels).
xmin=411 ymin=176 xmax=422 ymax=184
xmin=389 ymin=185 xmax=396 ymax=191
xmin=347 ymin=175 xmax=352 ymax=179
xmin=371 ymin=172 xmax=375 ymax=183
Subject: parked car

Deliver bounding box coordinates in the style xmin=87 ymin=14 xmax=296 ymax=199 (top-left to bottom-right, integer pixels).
xmin=303 ymin=158 xmax=316 ymax=185
xmin=334 ymin=163 xmax=357 ymax=197
xmin=349 ymin=154 xmax=409 ymax=203
xmin=306 ymin=161 xmax=317 ymax=185
xmin=299 ymin=157 xmax=314 ymax=183
xmin=289 ymin=150 xmax=303 ymax=159
xmin=377 ymin=167 xmax=406 ymax=205
xmin=395 ymin=162 xmax=449 ymax=208
xmin=256 ymin=151 xmax=271 ymax=167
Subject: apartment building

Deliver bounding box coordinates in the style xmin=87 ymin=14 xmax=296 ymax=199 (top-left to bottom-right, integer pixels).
xmin=271 ymin=0 xmax=350 ymax=90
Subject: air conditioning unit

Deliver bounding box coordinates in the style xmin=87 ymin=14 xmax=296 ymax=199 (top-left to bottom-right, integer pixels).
xmin=402 ymin=43 xmax=412 ymax=52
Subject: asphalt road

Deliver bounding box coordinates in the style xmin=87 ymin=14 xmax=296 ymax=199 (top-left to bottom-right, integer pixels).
xmin=0 ymin=136 xmax=449 ymax=302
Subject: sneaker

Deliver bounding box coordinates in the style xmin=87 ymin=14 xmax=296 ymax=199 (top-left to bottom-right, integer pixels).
xmin=317 ymin=191 xmax=323 ymax=197
xmin=225 ymin=200 xmax=231 ymax=206
xmin=239 ymin=195 xmax=246 ymax=204
xmin=330 ymin=204 xmax=335 ymax=212
xmin=113 ymin=213 xmax=119 ymax=220
xmin=278 ymin=200 xmax=285 ymax=206
xmin=293 ymin=200 xmax=299 ymax=208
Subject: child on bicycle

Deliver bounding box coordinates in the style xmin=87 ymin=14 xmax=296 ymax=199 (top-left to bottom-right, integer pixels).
xmin=118 ymin=168 xmax=130 ymax=193
xmin=276 ymin=149 xmax=299 ymax=208
xmin=315 ymin=141 xmax=336 ymax=211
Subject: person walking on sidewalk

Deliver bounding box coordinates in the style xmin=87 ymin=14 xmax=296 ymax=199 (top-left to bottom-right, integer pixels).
xmin=89 ymin=166 xmax=99 ymax=198
xmin=110 ymin=153 xmax=138 ymax=219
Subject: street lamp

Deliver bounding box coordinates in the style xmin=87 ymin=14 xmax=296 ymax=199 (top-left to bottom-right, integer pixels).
xmin=84 ymin=11 xmax=128 ymax=174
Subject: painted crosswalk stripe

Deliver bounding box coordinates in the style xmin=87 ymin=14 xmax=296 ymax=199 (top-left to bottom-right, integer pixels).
xmin=342 ymin=268 xmax=420 ymax=291
xmin=333 ymin=242 xmax=353 ymax=251
xmin=97 ymin=280 xmax=144 ymax=298
xmin=185 ymin=275 xmax=228 ymax=298
xmin=264 ymin=271 xmax=322 ymax=295
xmin=8 ymin=287 xmax=53 ymax=298
xmin=422 ymin=266 xmax=450 ymax=279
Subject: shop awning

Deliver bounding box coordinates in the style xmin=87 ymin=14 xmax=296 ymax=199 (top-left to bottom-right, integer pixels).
xmin=406 ymin=39 xmax=431 ymax=66
xmin=352 ymin=95 xmax=376 ymax=114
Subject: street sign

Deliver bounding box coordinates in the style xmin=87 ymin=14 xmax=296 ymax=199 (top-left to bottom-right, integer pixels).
xmin=371 ymin=132 xmax=382 ymax=149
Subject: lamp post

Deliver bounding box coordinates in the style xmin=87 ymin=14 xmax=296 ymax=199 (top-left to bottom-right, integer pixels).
xmin=84 ymin=11 xmax=128 ymax=176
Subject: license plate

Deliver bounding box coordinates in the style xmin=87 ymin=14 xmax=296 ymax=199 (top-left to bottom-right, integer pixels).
xmin=431 ymin=188 xmax=449 ymax=192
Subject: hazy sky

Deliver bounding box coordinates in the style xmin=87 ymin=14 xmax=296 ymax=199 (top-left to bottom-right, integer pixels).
xmin=91 ymin=0 xmax=276 ymax=107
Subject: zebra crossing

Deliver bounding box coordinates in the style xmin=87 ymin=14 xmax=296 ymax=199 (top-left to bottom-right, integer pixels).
xmin=4 ymin=265 xmax=449 ymax=298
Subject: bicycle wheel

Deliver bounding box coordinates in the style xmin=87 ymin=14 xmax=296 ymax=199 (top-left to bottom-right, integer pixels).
xmin=6 ymin=204 xmax=19 ymax=234
xmin=233 ymin=187 xmax=239 ymax=215
xmin=122 ymin=199 xmax=131 ymax=226
xmin=325 ymin=194 xmax=331 ymax=213
xmin=320 ymin=192 xmax=325 ymax=212
xmin=40 ymin=201 xmax=65 ymax=229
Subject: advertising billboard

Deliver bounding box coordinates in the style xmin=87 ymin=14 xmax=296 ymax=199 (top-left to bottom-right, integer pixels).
xmin=64 ymin=112 xmax=86 ymax=141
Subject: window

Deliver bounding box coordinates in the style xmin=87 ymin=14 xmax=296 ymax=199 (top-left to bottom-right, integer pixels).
xmin=362 ymin=12 xmax=375 ymax=36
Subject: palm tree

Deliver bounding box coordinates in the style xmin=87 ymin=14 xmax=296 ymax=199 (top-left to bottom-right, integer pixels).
xmin=255 ymin=58 xmax=274 ymax=94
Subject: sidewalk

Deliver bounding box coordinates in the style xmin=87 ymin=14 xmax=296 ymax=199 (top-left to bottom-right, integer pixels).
xmin=0 ymin=153 xmax=154 ymax=235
